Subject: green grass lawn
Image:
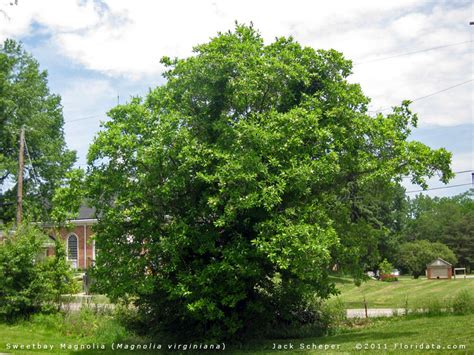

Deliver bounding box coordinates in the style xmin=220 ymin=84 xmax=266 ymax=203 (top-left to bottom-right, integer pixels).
xmin=1 ymin=314 xmax=473 ymax=354
xmin=329 ymin=275 xmax=474 ymax=309
xmin=235 ymin=314 xmax=474 ymax=354
xmin=1 ymin=276 xmax=473 ymax=355
xmin=0 ymin=311 xmax=143 ymax=355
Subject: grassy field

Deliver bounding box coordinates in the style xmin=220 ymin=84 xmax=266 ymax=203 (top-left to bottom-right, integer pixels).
xmin=1 ymin=277 xmax=473 ymax=354
xmin=329 ymin=275 xmax=474 ymax=309
xmin=0 ymin=311 xmax=142 ymax=355
xmin=1 ymin=313 xmax=473 ymax=354
xmin=237 ymin=314 xmax=474 ymax=354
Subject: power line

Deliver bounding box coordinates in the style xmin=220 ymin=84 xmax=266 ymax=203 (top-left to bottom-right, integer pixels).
xmin=368 ymin=79 xmax=473 ymax=113
xmin=452 ymin=170 xmax=474 ymax=175
xmin=64 ymin=78 xmax=473 ymax=124
xmin=24 ymin=136 xmax=52 ymax=224
xmin=406 ymin=183 xmax=473 ymax=194
xmin=64 ymin=114 xmax=103 ymax=125
xmin=411 ymin=79 xmax=473 ymax=103
xmin=24 ymin=137 xmax=41 ymax=183
xmin=402 ymin=169 xmax=474 ymax=179
xmin=354 ymin=40 xmax=473 ymax=66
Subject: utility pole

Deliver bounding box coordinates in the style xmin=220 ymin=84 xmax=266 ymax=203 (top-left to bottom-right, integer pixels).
xmin=16 ymin=126 xmax=25 ymax=226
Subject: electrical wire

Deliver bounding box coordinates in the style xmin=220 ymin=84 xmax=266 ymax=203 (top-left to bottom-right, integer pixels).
xmin=24 ymin=136 xmax=52 ymax=224
xmin=402 ymin=169 xmax=474 ymax=179
xmin=23 ymin=136 xmax=41 ymax=183
xmin=64 ymin=114 xmax=103 ymax=124
xmin=368 ymin=79 xmax=473 ymax=113
xmin=64 ymin=78 xmax=473 ymax=123
xmin=354 ymin=40 xmax=472 ymax=65
xmin=406 ymin=183 xmax=473 ymax=194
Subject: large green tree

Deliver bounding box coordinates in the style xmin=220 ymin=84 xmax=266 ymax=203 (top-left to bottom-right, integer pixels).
xmin=0 ymin=39 xmax=76 ymax=223
xmin=87 ymin=25 xmax=453 ymax=339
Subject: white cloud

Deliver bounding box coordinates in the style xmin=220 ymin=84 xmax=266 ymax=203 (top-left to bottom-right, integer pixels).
xmin=1 ymin=0 xmax=472 ymax=124
xmin=391 ymin=12 xmax=428 ymax=39
xmin=0 ymin=0 xmax=100 ymax=38
xmin=0 ymin=0 xmax=472 ymax=126
xmin=1 ymin=0 xmax=471 ymax=196
xmin=0 ymin=0 xmax=426 ymax=78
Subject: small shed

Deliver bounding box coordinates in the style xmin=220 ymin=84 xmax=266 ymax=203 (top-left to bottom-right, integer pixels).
xmin=426 ymin=258 xmax=452 ymax=279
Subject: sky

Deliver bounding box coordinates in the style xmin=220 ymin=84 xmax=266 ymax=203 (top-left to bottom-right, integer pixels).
xmin=1 ymin=0 xmax=472 ymax=197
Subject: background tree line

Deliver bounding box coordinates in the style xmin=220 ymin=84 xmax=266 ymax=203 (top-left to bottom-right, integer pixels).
xmin=366 ymin=188 xmax=473 ymax=275
xmin=399 ymin=190 xmax=473 ymax=273
xmin=0 ymin=39 xmax=75 ymax=224
xmin=329 ymin=185 xmax=473 ymax=277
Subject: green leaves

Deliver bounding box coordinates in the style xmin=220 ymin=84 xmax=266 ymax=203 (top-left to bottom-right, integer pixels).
xmin=0 ymin=223 xmax=76 ymax=320
xmin=0 ymin=39 xmax=76 ymax=223
xmin=379 ymin=258 xmax=394 ymax=275
xmin=51 ymin=168 xmax=85 ymax=227
xmin=402 ymin=191 xmax=474 ymax=270
xmin=397 ymin=240 xmax=457 ymax=278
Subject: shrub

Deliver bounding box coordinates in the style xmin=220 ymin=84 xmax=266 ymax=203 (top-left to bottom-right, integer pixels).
xmin=415 ymin=298 xmax=445 ymax=316
xmin=323 ymin=297 xmax=347 ymax=329
xmin=0 ymin=224 xmax=77 ymax=321
xmin=62 ymin=307 xmax=113 ymax=338
xmin=261 ymin=296 xmax=339 ymax=339
xmin=379 ymin=259 xmax=394 ymax=275
xmin=30 ymin=312 xmax=63 ymax=330
xmin=451 ymin=290 xmax=474 ymax=315
xmin=28 ymin=310 xmax=135 ymax=344
xmin=380 ymin=274 xmax=398 ymax=282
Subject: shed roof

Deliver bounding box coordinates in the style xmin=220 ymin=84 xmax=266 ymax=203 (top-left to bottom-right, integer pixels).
xmin=427 ymin=258 xmax=452 ymax=267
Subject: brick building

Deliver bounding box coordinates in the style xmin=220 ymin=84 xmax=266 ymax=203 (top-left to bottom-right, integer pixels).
xmin=426 ymin=258 xmax=452 ymax=279
xmin=46 ymin=206 xmax=97 ymax=270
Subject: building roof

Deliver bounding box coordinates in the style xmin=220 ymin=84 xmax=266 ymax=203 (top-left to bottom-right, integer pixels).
xmin=427 ymin=258 xmax=452 ymax=267
xmin=77 ymin=205 xmax=96 ymax=220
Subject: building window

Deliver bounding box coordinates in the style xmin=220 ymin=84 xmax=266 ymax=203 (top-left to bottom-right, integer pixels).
xmin=67 ymin=234 xmax=78 ymax=269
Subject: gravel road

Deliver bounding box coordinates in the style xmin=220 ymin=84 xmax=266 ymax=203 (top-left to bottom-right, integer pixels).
xmin=347 ymin=308 xmax=406 ymax=318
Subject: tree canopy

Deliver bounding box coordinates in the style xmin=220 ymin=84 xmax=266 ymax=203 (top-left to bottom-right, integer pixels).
xmin=87 ymin=25 xmax=453 ymax=340
xmin=0 ymin=39 xmax=75 ymax=223
xmin=396 ymin=239 xmax=457 ymax=278
xmin=402 ymin=190 xmax=474 ymax=270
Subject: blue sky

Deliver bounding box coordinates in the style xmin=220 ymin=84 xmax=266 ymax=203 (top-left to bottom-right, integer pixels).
xmin=1 ymin=0 xmax=472 ymax=197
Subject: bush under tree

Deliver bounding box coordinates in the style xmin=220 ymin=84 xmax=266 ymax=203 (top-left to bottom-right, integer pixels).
xmin=378 ymin=258 xmax=398 ymax=282
xmin=0 ymin=223 xmax=77 ymax=321
xmin=87 ymin=25 xmax=453 ymax=340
